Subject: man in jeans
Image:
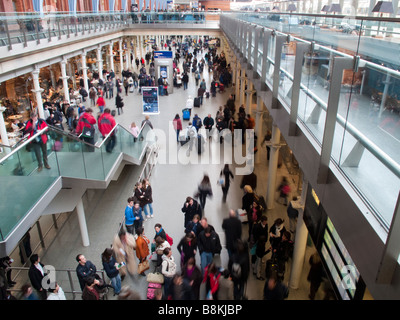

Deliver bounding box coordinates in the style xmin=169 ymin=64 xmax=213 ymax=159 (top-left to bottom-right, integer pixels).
xmin=197 ymin=226 xmax=222 ymax=275
xmin=98 ymin=108 xmax=116 ymax=153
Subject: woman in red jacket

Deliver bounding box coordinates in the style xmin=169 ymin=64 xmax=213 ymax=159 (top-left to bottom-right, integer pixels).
xmin=173 ymin=113 xmax=183 ymax=142
xmin=24 ymin=112 xmax=50 ymax=172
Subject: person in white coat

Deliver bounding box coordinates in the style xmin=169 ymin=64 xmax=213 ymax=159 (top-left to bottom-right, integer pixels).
xmin=161 ymin=247 xmax=177 ymax=299
xmin=47 ymin=282 xmax=66 ymax=300
xmin=186 ymin=95 xmax=194 ymax=116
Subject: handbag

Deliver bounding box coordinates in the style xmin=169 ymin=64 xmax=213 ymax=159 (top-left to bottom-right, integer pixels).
xmin=138 ymin=259 xmax=150 ymax=274
xmin=146 ymin=272 xmax=164 ymax=284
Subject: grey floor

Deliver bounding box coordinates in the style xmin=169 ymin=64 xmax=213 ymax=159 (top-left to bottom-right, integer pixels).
xmin=7 ymin=44 xmax=326 ymax=301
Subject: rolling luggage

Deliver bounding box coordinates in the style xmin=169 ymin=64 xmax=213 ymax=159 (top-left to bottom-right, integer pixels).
xmin=182 ymin=108 xmax=190 ymax=120
xmin=194 ymin=97 xmax=201 ymax=108
xmin=147 ymin=282 xmax=162 ymax=300
xmin=205 ymin=92 xmax=210 ymax=99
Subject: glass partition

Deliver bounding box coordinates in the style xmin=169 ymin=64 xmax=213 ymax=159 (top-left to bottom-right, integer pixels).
xmin=222 ymin=13 xmax=400 ymax=229
xmin=0 ymin=123 xmax=152 ymax=240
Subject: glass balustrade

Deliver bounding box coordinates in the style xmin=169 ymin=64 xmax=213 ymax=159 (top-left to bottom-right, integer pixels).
xmin=0 ymin=123 xmax=151 ymax=240
xmin=222 ymin=13 xmax=400 ymax=228
xmin=0 ymin=11 xmax=219 ymax=48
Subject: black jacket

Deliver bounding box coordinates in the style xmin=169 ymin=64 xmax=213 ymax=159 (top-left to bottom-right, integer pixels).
xmin=222 ymin=217 xmax=242 ymax=252
xmin=76 ymin=261 xmax=97 ymax=290
xmin=197 ymin=230 xmax=222 ymax=255
xmin=181 ymin=200 xmax=202 ymax=229
xmin=28 ymin=263 xmax=45 ymax=291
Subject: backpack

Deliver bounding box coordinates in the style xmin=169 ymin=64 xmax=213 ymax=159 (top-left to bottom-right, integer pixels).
xmin=195 ymin=117 xmax=202 ymax=129
xmin=165 ymin=233 xmax=173 ymax=246
xmin=231 ymin=262 xmax=242 ymax=280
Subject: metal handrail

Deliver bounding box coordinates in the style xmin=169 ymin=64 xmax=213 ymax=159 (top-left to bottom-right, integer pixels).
xmin=7 ymin=266 xmax=108 ymax=299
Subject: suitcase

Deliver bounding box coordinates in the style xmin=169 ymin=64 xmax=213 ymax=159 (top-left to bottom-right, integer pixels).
xmin=129 ymin=86 xmax=134 ymax=93
xmin=182 ymin=108 xmax=190 ymax=120
xmin=197 ymin=135 xmax=204 ymax=154
xmin=194 ymin=97 xmax=200 ymax=108
xmin=147 ymin=282 xmax=162 ymax=300
xmin=205 ymin=92 xmax=210 ymax=99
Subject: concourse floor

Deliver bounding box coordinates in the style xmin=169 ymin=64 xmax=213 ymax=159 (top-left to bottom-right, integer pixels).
xmin=8 ymin=44 xmax=326 ymax=301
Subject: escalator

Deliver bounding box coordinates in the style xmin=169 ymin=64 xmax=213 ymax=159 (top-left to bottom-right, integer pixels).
xmin=0 ymin=122 xmax=155 ymax=256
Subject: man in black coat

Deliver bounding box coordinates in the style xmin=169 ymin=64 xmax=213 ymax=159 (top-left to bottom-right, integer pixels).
xmin=222 ymin=209 xmax=242 ymax=259
xmin=181 ymin=197 xmax=202 ymax=230
xmin=76 ymin=254 xmax=98 ymax=291
xmin=28 ymin=254 xmax=47 ymax=300
xmin=197 ymin=226 xmax=222 ymax=274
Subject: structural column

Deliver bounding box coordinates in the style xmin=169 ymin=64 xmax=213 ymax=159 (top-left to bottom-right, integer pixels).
xmin=235 ymin=62 xmax=240 ymax=102
xmin=76 ymin=198 xmax=90 ymax=247
xmin=289 ymin=181 xmax=308 ymax=289
xmin=125 ymin=41 xmax=130 ymax=70
xmin=60 ymin=59 xmax=70 ymax=103
xmin=31 ymin=68 xmax=45 ymax=119
xmin=0 ymin=106 xmax=10 ymax=151
xmin=245 ymin=81 xmax=254 ymax=115
xmin=240 ymin=70 xmax=246 ymax=107
xmin=97 ymin=47 xmax=104 ymax=80
xmin=119 ymin=39 xmax=124 ymax=74
xmin=254 ymin=95 xmax=264 ymax=164
xmin=81 ymin=52 xmax=89 ymax=93
xmin=266 ymin=124 xmax=281 ymax=209
xmin=109 ymin=42 xmax=115 ymax=72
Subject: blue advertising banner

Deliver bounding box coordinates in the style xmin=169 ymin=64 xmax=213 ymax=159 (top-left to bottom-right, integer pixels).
xmin=154 ymin=51 xmax=173 ymax=59
xmin=142 ymin=87 xmax=159 ymax=114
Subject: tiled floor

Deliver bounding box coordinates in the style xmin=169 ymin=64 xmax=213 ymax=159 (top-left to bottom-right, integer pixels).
xmin=7 ymin=43 xmax=327 ymax=301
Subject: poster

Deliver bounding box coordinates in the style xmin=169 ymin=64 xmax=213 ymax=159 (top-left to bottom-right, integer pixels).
xmin=160 ymin=66 xmax=167 ymax=78
xmin=142 ymin=87 xmax=159 ymax=114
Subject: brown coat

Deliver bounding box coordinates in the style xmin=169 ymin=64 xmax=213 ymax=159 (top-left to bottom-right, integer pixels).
xmin=135 ymin=235 xmax=150 ymax=262
xmin=112 ymin=233 xmax=137 ymax=276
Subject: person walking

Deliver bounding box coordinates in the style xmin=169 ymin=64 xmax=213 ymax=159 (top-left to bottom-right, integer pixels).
xmin=75 ymin=108 xmax=97 ymax=151
xmin=181 ymin=196 xmax=202 ymax=231
xmin=228 ymin=239 xmax=250 ymax=300
xmin=195 ymin=174 xmax=213 ymax=210
xmin=24 ymin=112 xmax=51 ymax=172
xmin=222 ymin=209 xmax=242 ymax=260
xmin=219 ymin=164 xmax=234 ymax=203
xmin=182 ymin=257 xmax=202 ymax=300
xmin=112 ymin=229 xmax=137 ymax=277
xmin=96 ymin=94 xmax=106 ymax=113
xmin=98 ymin=108 xmax=116 ymax=153
xmin=177 ymin=232 xmax=197 ymax=269
xmin=101 ymin=248 xmax=122 ymax=296
xmin=197 ymin=226 xmax=222 ymax=275
xmin=115 ymin=92 xmax=124 ymax=115
xmin=173 ymin=113 xmax=183 ymax=142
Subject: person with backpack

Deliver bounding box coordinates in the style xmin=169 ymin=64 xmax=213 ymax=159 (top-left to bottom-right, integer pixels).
xmin=228 ymin=239 xmax=250 ymax=300
xmin=192 ymin=114 xmax=202 ymax=131
xmin=98 ymin=108 xmax=116 ymax=153
xmin=75 ymin=107 xmax=97 ymax=151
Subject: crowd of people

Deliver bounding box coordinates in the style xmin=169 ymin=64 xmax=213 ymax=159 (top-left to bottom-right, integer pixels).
xmin=0 ymin=36 xmax=334 ymax=302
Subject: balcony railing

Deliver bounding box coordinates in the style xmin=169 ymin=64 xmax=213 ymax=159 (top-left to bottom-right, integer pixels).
xmin=221 ymin=12 xmax=400 ymax=230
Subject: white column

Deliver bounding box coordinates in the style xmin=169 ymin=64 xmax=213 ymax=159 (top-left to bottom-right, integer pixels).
xmin=266 ymin=124 xmax=281 ymax=209
xmin=81 ymin=52 xmax=89 ymax=93
xmin=119 ymin=39 xmax=124 ymax=75
xmin=235 ymin=62 xmax=240 ymax=101
xmin=139 ymin=35 xmax=144 ymax=59
xmin=255 ymin=95 xmax=264 ymax=164
xmin=76 ymin=198 xmax=90 ymax=247
xmin=31 ymin=68 xmax=45 ymax=119
xmin=109 ymin=43 xmax=115 ymax=72
xmin=125 ymin=42 xmax=130 ymax=70
xmin=289 ymin=182 xmax=309 ymax=289
xmin=97 ymin=47 xmax=104 ymax=80
xmin=60 ymin=59 xmax=70 ymax=103
xmin=246 ymin=81 xmax=253 ymax=115
xmin=240 ymin=70 xmax=246 ymax=107
xmin=0 ymin=106 xmax=10 ymax=151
